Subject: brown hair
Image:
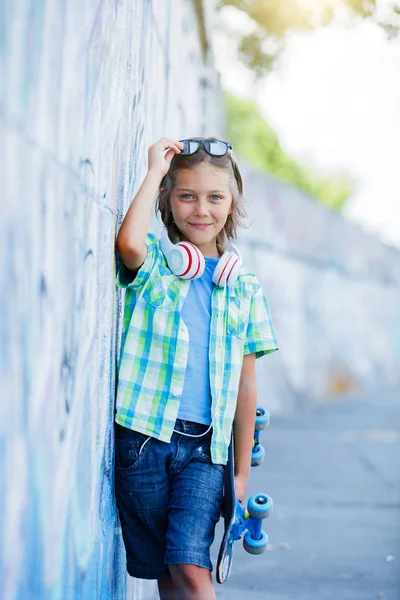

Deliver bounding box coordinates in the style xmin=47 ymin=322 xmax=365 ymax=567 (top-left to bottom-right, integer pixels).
xmin=155 ymin=137 xmax=247 ymax=252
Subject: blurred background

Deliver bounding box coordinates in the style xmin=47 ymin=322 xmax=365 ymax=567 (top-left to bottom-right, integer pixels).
xmin=1 ymin=1 xmax=399 ymax=599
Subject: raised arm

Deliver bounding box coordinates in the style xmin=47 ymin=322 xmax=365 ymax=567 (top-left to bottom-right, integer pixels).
xmin=116 ymin=138 xmax=183 ymax=271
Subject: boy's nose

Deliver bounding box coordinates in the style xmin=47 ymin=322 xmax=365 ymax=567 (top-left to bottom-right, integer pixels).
xmin=194 ymin=200 xmax=209 ymax=216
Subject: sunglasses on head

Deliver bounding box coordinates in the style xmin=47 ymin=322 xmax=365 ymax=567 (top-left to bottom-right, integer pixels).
xmin=179 ymin=139 xmax=233 ymax=157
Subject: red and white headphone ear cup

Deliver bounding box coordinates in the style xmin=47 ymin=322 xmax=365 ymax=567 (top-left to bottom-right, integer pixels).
xmin=212 ymin=252 xmax=242 ymax=287
xmin=159 ymin=228 xmax=204 ymax=279
xmin=176 ymin=242 xmax=204 ymax=279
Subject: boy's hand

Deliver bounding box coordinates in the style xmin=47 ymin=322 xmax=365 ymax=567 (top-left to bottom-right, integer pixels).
xmin=148 ymin=138 xmax=184 ymax=177
xmin=234 ymin=473 xmax=248 ymax=505
xmin=220 ymin=474 xmax=248 ymax=518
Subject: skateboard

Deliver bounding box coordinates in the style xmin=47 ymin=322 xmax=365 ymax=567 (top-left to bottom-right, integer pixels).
xmin=216 ymin=406 xmax=273 ymax=584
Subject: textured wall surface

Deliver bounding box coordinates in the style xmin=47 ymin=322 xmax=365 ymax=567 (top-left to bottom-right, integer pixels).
xmin=237 ymin=164 xmax=400 ymax=414
xmin=0 ymin=1 xmax=222 ymax=599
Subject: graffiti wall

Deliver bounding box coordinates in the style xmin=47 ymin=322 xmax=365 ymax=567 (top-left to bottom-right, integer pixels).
xmin=0 ymin=1 xmax=222 ymax=599
xmin=237 ymin=164 xmax=400 ymax=414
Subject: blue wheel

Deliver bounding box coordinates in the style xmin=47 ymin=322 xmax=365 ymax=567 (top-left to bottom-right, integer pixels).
xmin=251 ymin=443 xmax=265 ymax=466
xmin=247 ymin=493 xmax=273 ymax=520
xmin=255 ymin=407 xmax=270 ymax=431
xmin=243 ymin=529 xmax=268 ymax=555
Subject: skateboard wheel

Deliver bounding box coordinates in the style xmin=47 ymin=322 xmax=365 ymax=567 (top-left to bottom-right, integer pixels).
xmin=243 ymin=529 xmax=268 ymax=555
xmin=247 ymin=493 xmax=273 ymax=520
xmin=251 ymin=443 xmax=265 ymax=466
xmin=255 ymin=407 xmax=270 ymax=431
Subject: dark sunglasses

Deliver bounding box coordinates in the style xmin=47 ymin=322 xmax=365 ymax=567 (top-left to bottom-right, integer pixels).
xmin=179 ymin=139 xmax=232 ymax=157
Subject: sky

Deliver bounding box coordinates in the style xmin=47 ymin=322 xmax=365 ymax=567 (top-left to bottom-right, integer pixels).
xmin=213 ymin=5 xmax=400 ymax=248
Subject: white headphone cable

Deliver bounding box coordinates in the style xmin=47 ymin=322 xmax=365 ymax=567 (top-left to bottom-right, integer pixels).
xmin=172 ymin=422 xmax=213 ymax=438
xmin=138 ymin=422 xmax=213 ymax=456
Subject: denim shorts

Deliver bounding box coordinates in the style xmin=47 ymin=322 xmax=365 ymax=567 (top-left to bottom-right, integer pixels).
xmin=114 ymin=419 xmax=225 ymax=580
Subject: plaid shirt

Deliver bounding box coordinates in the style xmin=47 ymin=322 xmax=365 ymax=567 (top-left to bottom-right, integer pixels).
xmin=115 ymin=233 xmax=278 ymax=464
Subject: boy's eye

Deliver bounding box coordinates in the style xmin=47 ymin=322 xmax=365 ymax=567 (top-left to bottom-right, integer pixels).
xmin=179 ymin=193 xmax=223 ymax=201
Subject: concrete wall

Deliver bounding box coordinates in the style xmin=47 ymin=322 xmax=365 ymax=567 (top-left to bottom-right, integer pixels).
xmin=0 ymin=1 xmax=221 ymax=599
xmin=237 ymin=164 xmax=400 ymax=415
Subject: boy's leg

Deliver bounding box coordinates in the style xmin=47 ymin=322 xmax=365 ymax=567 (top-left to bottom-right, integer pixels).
xmin=162 ymin=422 xmax=224 ymax=598
xmin=164 ymin=450 xmax=224 ymax=599
xmin=115 ymin=425 xmax=172 ymax=580
xmin=158 ymin=567 xmax=215 ymax=600
xmin=157 ymin=576 xmax=179 ymax=600
xmin=168 ymin=564 xmax=216 ymax=600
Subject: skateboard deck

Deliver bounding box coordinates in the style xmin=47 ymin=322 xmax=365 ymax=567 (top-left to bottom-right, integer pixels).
xmin=216 ymin=407 xmax=273 ymax=584
xmin=216 ymin=433 xmax=236 ymax=584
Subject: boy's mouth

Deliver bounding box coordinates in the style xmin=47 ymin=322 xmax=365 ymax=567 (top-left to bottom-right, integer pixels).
xmin=189 ymin=223 xmax=212 ymax=230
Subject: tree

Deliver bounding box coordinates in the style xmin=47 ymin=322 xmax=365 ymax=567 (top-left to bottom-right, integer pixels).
xmin=218 ymin=0 xmax=400 ymax=77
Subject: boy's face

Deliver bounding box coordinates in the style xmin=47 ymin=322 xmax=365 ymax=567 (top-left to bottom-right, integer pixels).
xmin=170 ymin=162 xmax=233 ymax=258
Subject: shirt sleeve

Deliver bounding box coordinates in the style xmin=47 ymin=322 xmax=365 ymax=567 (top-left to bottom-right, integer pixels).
xmin=244 ymin=284 xmax=279 ymax=359
xmin=115 ymin=233 xmax=159 ymax=291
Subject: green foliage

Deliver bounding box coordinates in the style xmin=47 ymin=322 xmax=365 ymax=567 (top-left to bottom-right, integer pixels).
xmin=221 ymin=0 xmax=353 ymax=36
xmin=217 ymin=1 xmax=400 ymax=77
xmin=225 ymin=92 xmax=353 ymax=210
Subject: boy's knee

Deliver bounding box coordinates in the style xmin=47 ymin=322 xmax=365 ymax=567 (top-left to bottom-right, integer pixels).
xmin=157 ymin=576 xmax=178 ymax=600
xmin=169 ymin=564 xmax=214 ymax=595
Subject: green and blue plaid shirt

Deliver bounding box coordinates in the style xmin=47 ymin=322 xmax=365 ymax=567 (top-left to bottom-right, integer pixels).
xmin=115 ymin=233 xmax=278 ymax=464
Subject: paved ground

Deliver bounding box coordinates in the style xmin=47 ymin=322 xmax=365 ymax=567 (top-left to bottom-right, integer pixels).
xmin=211 ymin=387 xmax=400 ymax=600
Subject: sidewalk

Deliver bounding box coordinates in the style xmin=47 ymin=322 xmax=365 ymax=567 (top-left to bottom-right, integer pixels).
xmin=212 ymin=386 xmax=400 ymax=600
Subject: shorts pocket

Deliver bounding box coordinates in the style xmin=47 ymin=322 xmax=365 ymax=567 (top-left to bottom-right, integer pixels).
xmin=193 ymin=438 xmax=225 ymax=474
xmin=194 ymin=440 xmax=212 ymax=461
xmin=115 ymin=431 xmax=151 ymax=470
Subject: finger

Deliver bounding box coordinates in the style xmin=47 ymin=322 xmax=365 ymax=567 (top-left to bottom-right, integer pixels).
xmin=171 ymin=143 xmax=183 ymax=153
xmin=164 ymin=148 xmax=175 ymax=163
xmin=164 ymin=145 xmax=182 ymax=160
xmin=162 ymin=145 xmax=181 ymax=157
xmin=162 ymin=139 xmax=183 ymax=152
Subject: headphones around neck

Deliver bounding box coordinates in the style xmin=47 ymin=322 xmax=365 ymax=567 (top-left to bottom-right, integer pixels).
xmin=159 ymin=228 xmax=242 ymax=287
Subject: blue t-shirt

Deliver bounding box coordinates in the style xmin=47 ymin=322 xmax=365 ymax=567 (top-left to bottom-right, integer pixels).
xmin=177 ymin=256 xmax=220 ymax=425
